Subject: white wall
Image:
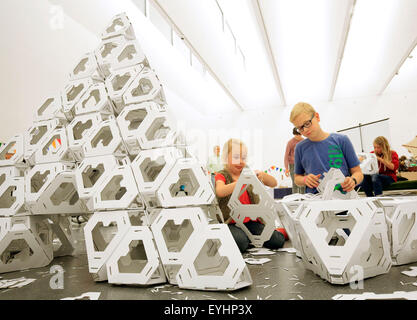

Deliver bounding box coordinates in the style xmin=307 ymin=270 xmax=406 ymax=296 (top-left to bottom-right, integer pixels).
xmin=0 ymin=0 xmax=99 ymax=141
xmin=198 ymin=91 xmax=417 ymax=172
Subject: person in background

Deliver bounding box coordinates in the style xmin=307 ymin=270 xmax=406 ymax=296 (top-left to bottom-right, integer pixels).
xmin=289 ymin=102 xmax=363 ymax=194
xmin=207 ymin=145 xmax=223 ymax=187
xmin=361 ymin=136 xmax=399 ymax=197
xmin=215 ymin=138 xmax=286 ymax=253
xmin=284 ymin=127 xmax=305 ymax=194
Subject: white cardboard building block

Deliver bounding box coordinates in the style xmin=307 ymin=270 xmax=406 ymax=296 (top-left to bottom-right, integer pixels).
xmin=0 ymin=217 xmax=11 ymax=240
xmin=74 ymin=82 xmax=114 ymax=116
xmin=95 ymin=36 xmax=129 ymax=78
xmin=100 ymin=13 xmax=136 ymax=41
xmin=332 ymin=291 xmax=417 ymax=300
xmin=67 ymin=112 xmax=110 ymax=161
xmin=110 ymin=39 xmax=147 ymax=72
xmin=62 ymin=78 xmax=97 ymax=121
xmin=117 ymin=102 xmax=177 ymax=154
xmin=316 ymin=168 xmax=359 ymax=200
xmin=378 ymin=197 xmax=417 ymax=265
xmin=0 ymin=167 xmax=25 ymax=217
xmin=157 ymin=158 xmax=215 ymax=208
xmin=0 ymin=134 xmax=27 ymax=168
xmin=228 ymin=167 xmax=281 ymax=248
xmin=175 ymin=223 xmax=253 ymax=291
xmin=75 ymin=155 xmax=126 ymax=211
xmin=0 ymin=216 xmax=53 ymax=273
xmin=106 ymin=226 xmax=166 ymax=286
xmin=69 ymin=52 xmax=105 ymax=82
xmin=82 ymin=117 xmax=128 ymax=159
xmin=84 ymin=210 xmax=146 ymax=281
xmin=104 ymin=66 xmax=141 ymax=114
xmin=33 ymin=95 xmax=67 ymax=123
xmin=130 ymin=147 xmax=183 ymax=208
xmin=33 ymin=127 xmax=75 ymax=164
xmin=123 ymin=67 xmax=165 ymax=106
xmin=24 ymin=118 xmax=66 ymax=166
xmin=293 ymin=198 xmax=392 ymax=284
xmin=92 ymin=164 xmax=144 ymax=212
xmin=150 ymin=207 xmax=214 ymax=284
xmin=47 ymin=215 xmax=75 ymax=257
xmin=358 ymin=152 xmax=379 ymax=175
xmin=25 ymin=163 xmax=86 ymax=215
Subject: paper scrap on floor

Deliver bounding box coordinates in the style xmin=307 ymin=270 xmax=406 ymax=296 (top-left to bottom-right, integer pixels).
xmin=61 ymin=292 xmax=101 ymax=300
xmin=0 ymin=277 xmax=36 ymax=289
xmin=247 ymin=248 xmax=275 ymax=255
xmin=401 ymin=267 xmax=417 ymax=277
xmin=244 ymin=258 xmax=271 ymax=265
xmin=277 ymin=248 xmax=297 ymax=253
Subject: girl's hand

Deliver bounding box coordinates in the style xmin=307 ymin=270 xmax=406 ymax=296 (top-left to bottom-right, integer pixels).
xmin=285 ymin=169 xmax=290 ymax=177
xmin=255 ymin=170 xmax=265 ymax=183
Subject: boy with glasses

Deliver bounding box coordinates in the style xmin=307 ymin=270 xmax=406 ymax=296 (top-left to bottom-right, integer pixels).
xmin=289 ymin=102 xmax=363 ymax=194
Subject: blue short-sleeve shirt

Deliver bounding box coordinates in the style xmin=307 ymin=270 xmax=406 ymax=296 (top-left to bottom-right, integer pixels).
xmin=294 ymin=133 xmax=360 ymax=194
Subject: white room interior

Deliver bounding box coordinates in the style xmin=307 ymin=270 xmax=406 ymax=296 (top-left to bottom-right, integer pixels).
xmin=1 ymin=0 xmax=417 ymax=302
xmin=1 ymin=0 xmax=416 ymax=171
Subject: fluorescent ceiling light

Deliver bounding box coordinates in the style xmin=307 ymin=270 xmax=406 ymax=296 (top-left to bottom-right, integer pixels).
xmin=259 ymin=0 xmax=346 ymax=106
xmin=384 ymin=44 xmax=417 ymax=95
xmin=334 ymin=0 xmax=417 ymax=99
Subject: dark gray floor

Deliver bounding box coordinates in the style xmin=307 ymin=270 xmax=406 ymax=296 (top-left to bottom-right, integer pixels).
xmin=1 ymin=222 xmax=417 ymax=300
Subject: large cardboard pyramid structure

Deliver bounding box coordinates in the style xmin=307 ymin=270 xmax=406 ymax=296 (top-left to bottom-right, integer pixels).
xmin=0 ymin=13 xmax=252 ymax=291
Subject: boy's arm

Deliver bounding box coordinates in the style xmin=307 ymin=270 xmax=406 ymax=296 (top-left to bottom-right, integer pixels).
xmin=215 ymin=180 xmax=237 ymax=198
xmin=295 ymin=173 xmax=321 ymax=188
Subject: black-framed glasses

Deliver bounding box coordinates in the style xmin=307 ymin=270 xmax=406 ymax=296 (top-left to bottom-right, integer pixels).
xmin=295 ymin=113 xmax=315 ymax=133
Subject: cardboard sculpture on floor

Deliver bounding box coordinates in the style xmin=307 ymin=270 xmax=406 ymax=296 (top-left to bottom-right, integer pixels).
xmin=357 ymin=152 xmax=379 ymax=175
xmin=0 ymin=216 xmax=53 ymax=273
xmin=117 ymin=102 xmax=176 ymax=155
xmin=291 ymin=198 xmax=392 ymax=284
xmin=48 ymin=215 xmax=76 ymax=257
xmin=228 ymin=167 xmax=282 ymax=248
xmin=67 ymin=112 xmax=111 ymax=161
xmin=69 ymin=52 xmax=105 ymax=83
xmin=0 ymin=12 xmax=252 ymax=291
xmin=0 ymin=166 xmax=26 ymax=217
xmin=75 ymin=155 xmax=127 ymax=211
xmin=25 ymin=162 xmax=86 ymax=215
xmin=149 ymin=206 xmax=251 ymax=290
xmin=25 ymin=118 xmax=67 ymax=166
xmin=377 ymin=197 xmax=417 ymax=265
xmin=73 ymin=82 xmax=114 ymax=117
xmin=81 ymin=117 xmax=128 ymax=159
xmin=33 ymin=95 xmax=67 ymax=123
xmin=0 ymin=134 xmax=27 ymax=168
xmin=106 ymin=225 xmax=167 ymax=286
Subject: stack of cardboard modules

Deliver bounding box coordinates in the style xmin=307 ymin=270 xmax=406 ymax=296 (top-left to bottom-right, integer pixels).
xmin=274 ymin=169 xmax=417 ymax=285
xmin=0 ymin=12 xmax=253 ymax=292
xmin=78 ymin=13 xmax=252 ymax=290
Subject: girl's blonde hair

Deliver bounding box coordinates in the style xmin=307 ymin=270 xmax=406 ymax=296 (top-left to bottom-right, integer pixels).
xmin=374 ymin=136 xmax=392 ymax=162
xmin=221 ymin=138 xmax=247 ymax=168
xmin=290 ymin=102 xmax=316 ymax=123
